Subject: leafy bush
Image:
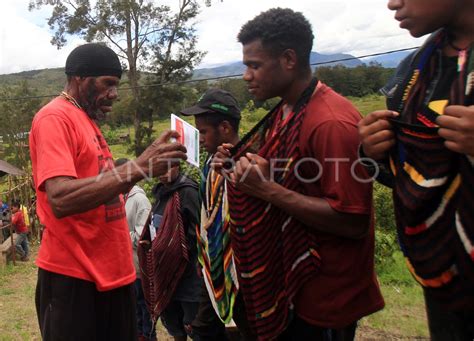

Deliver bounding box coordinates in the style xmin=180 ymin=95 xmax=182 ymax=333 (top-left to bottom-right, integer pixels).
xmin=378 ymin=251 xmax=414 ymax=286
xmin=102 ymin=128 xmax=121 ymax=145
xmin=373 ymin=182 xmax=398 ymax=267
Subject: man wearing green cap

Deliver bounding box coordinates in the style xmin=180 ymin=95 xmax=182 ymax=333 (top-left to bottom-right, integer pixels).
xmin=180 ymin=88 xmax=252 ymax=340
xmin=30 ymin=43 xmax=187 ymax=340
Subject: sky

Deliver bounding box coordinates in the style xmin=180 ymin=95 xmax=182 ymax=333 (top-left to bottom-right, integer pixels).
xmin=0 ymin=0 xmax=426 ymax=75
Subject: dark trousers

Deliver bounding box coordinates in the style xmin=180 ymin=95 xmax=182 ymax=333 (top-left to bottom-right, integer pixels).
xmin=424 ymin=289 xmax=474 ymax=341
xmin=191 ymin=281 xmax=229 ymax=341
xmin=278 ymin=314 xmax=357 ymax=341
xmin=161 ymin=300 xmax=200 ymax=337
xmin=35 ymin=268 xmax=137 ymax=341
xmin=191 ymin=279 xmax=256 ymax=341
xmin=134 ymin=278 xmax=156 ymax=339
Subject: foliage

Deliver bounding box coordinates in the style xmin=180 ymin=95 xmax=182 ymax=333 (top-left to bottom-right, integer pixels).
xmin=240 ymin=100 xmax=267 ymax=135
xmin=373 ymin=182 xmax=398 ymax=267
xmin=104 ymin=88 xmax=136 ymax=128
xmin=101 ymin=126 xmax=121 ymax=145
xmin=316 ymin=63 xmax=394 ymax=97
xmin=378 ymin=251 xmax=414 ymax=286
xmin=29 ymin=0 xmax=206 ymax=156
xmin=213 ymin=78 xmax=252 ymax=109
xmin=0 ymin=68 xmax=64 ymax=96
xmin=0 ymin=82 xmax=41 ymax=168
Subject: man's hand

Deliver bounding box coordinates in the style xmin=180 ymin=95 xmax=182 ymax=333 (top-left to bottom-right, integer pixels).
xmin=135 ymin=130 xmax=187 ymax=178
xmin=437 ymin=105 xmax=474 ymax=157
xmin=231 ymin=153 xmax=271 ymax=199
xmin=211 ymin=143 xmax=234 ymax=175
xmin=358 ymin=110 xmax=398 ymax=161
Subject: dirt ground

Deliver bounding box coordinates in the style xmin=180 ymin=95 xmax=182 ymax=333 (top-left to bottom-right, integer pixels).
xmin=355 ymin=326 xmax=429 ymax=341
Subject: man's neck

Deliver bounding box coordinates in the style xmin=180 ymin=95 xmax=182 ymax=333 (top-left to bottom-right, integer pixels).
xmin=444 ymin=6 xmax=474 ymax=54
xmin=279 ymin=72 xmax=315 ymax=119
xmin=280 ymin=72 xmax=313 ymax=110
xmin=163 ymin=175 xmax=181 ymax=188
xmin=228 ymin=135 xmax=240 ymax=146
xmin=64 ymin=83 xmax=79 ymax=100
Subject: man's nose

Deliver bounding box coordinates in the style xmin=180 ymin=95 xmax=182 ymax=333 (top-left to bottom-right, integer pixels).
xmin=243 ymin=67 xmax=253 ymax=82
xmin=387 ymin=0 xmax=402 ymax=11
xmin=108 ymin=87 xmax=118 ymax=99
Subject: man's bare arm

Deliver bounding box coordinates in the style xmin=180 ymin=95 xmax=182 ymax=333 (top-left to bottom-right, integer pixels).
xmin=45 ymin=130 xmax=187 ymax=218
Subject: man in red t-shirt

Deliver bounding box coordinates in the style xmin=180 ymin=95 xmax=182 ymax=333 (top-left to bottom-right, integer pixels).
xmin=29 ymin=43 xmax=187 ymax=341
xmin=11 ymin=201 xmax=29 ymax=261
xmin=214 ymin=8 xmax=384 ymax=340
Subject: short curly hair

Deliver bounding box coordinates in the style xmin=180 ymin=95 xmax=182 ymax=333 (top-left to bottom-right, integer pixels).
xmin=237 ymin=8 xmax=314 ymax=68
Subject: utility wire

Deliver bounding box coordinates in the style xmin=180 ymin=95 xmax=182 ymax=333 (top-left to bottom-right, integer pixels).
xmin=0 ymin=46 xmax=419 ymax=102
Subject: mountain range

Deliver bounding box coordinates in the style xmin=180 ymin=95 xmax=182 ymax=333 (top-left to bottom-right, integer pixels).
xmin=193 ymin=51 xmax=364 ymax=79
xmin=193 ymin=50 xmax=412 ymax=79
xmin=0 ymin=50 xmax=410 ymax=94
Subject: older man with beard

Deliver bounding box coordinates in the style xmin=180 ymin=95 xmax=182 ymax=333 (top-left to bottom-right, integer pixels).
xmin=29 ymin=43 xmax=187 ymax=341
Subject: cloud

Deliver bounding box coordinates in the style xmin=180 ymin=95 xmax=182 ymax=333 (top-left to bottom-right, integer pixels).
xmin=0 ymin=0 xmax=426 ymax=74
xmin=195 ymin=0 xmax=425 ymax=66
xmin=0 ymin=0 xmax=85 ymax=74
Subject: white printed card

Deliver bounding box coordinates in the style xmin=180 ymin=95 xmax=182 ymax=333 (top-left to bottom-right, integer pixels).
xmin=171 ymin=114 xmax=200 ymax=168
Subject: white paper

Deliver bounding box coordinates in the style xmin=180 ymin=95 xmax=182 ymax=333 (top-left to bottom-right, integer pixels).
xmin=171 ymin=114 xmax=200 ymax=168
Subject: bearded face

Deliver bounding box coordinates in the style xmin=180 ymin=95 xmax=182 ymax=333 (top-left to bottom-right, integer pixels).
xmin=78 ymin=76 xmax=119 ymax=120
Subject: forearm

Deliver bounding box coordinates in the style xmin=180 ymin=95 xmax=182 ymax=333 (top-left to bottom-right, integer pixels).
xmin=259 ymin=182 xmax=370 ymax=239
xmin=46 ymin=165 xmax=143 ymax=218
xmin=358 ymin=145 xmax=394 ymax=188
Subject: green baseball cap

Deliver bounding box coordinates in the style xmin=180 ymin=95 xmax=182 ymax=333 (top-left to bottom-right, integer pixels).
xmin=180 ymin=88 xmax=241 ymax=119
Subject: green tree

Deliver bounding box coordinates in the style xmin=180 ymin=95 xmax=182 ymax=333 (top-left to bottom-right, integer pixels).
xmin=29 ymin=0 xmax=205 ymax=155
xmin=0 ymin=81 xmax=41 ymax=168
xmin=315 ymin=63 xmax=393 ymax=97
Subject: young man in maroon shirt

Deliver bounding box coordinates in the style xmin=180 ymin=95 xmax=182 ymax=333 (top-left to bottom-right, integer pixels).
xmin=214 ymin=8 xmax=384 ymax=340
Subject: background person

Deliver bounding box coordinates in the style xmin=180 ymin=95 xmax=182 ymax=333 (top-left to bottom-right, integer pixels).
xmin=181 ymin=88 xmax=254 ymax=340
xmin=115 ymin=158 xmax=155 ymax=341
xmin=140 ymin=164 xmax=201 ymax=341
xmin=11 ymin=200 xmax=29 ymax=261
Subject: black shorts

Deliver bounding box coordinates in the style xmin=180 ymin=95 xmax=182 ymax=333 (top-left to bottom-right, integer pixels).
xmin=35 ymin=268 xmax=137 ymax=341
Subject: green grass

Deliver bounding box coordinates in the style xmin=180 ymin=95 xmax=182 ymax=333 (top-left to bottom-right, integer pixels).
xmin=359 ymin=252 xmax=429 ymax=338
xmin=0 ymin=250 xmax=40 ymax=341
xmin=0 ymin=244 xmax=173 ymax=341
xmin=349 ymin=94 xmax=386 ymax=116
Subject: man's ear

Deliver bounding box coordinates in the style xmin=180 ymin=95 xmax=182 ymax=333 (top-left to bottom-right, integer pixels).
xmin=218 ymin=120 xmax=232 ymax=135
xmin=281 ymin=49 xmax=297 ymax=70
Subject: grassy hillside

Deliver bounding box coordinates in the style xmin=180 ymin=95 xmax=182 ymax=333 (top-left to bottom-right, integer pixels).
xmin=0 ymin=68 xmax=65 ymax=95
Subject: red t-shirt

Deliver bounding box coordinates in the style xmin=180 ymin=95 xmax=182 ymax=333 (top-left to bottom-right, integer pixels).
xmin=294 ymin=83 xmax=384 ymax=327
xmin=29 ymin=97 xmax=135 ymax=291
xmin=12 ymin=211 xmax=28 ymax=234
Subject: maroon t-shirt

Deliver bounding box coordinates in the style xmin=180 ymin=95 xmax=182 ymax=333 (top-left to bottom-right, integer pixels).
xmin=294 ymin=83 xmax=384 ymax=328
